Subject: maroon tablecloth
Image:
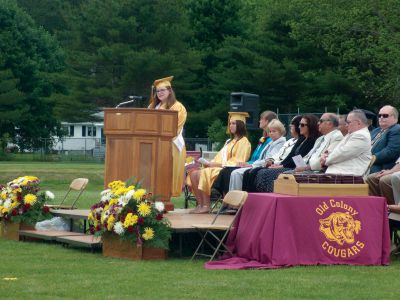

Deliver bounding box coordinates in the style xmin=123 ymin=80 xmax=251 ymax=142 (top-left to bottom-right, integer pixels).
xmin=205 ymin=193 xmax=390 ymax=269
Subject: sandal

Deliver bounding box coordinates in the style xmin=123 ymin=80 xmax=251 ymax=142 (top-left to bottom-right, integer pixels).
xmin=189 ymin=205 xmax=201 ymax=214
xmin=193 ymin=206 xmax=210 ymax=214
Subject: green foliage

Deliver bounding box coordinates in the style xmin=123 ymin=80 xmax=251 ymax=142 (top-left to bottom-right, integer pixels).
xmin=207 ymin=119 xmax=227 ymax=150
xmin=0 ymin=1 xmax=65 ymax=150
xmin=8 ymin=0 xmax=400 ymax=141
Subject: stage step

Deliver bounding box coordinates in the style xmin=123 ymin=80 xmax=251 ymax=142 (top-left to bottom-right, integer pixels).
xmin=56 ymin=235 xmax=102 ymax=249
xmin=19 ymin=230 xmax=86 ymax=241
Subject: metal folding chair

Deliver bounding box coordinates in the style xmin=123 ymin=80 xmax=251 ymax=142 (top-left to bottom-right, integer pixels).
xmin=45 ymin=178 xmax=89 ymax=209
xmin=191 ymin=190 xmax=248 ymax=261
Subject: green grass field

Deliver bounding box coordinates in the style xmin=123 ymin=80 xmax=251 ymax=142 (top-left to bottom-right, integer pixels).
xmin=0 ymin=162 xmax=399 ymax=299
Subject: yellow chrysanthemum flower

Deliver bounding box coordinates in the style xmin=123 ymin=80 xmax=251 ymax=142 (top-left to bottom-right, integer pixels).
xmin=142 ymin=227 xmax=154 ymax=240
xmin=24 ymin=194 xmax=37 ymax=205
xmin=127 ymin=185 xmax=135 ymax=191
xmin=109 ymin=199 xmax=118 ymax=206
xmin=107 ymin=215 xmax=115 ymax=231
xmin=123 ymin=213 xmax=138 ymax=228
xmin=137 ymin=202 xmax=151 ymax=216
xmin=114 ymin=187 xmax=130 ymax=196
xmin=1 ymin=191 xmax=7 ymax=200
xmin=88 ymin=212 xmax=95 ymax=222
xmin=134 ymin=189 xmax=147 ymax=201
xmin=14 ymin=176 xmax=39 ymax=186
xmin=108 ymin=180 xmax=125 ymax=191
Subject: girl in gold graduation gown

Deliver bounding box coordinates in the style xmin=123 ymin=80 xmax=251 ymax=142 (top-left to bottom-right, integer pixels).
xmin=188 ymin=113 xmax=251 ymax=213
xmin=149 ymin=76 xmax=187 ymax=197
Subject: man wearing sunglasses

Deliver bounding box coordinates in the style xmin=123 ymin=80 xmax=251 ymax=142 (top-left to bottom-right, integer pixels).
xmin=370 ymin=105 xmax=400 ymax=174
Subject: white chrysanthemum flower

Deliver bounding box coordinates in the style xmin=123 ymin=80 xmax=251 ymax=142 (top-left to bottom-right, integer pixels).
xmin=101 ymin=192 xmax=112 ymax=202
xmin=117 ymin=197 xmax=128 ymax=206
xmin=113 ymin=221 xmax=125 ymax=235
xmin=4 ymin=200 xmax=12 ymax=208
xmin=125 ymin=189 xmax=135 ymax=200
xmin=45 ymin=191 xmax=55 ymax=200
xmin=100 ymin=189 xmax=111 ymax=196
xmin=154 ymin=201 xmax=165 ymax=212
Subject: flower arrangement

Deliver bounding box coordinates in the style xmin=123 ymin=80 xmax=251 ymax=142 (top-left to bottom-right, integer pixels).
xmin=88 ymin=180 xmax=171 ymax=249
xmin=0 ymin=176 xmax=53 ymax=225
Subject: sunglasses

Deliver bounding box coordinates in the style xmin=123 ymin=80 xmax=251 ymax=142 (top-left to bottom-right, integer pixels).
xmin=378 ymin=114 xmax=391 ymax=118
xmin=299 ymin=123 xmax=308 ymax=127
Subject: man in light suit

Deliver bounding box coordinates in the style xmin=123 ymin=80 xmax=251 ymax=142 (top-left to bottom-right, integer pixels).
xmin=320 ymin=110 xmax=372 ymax=176
xmin=370 ymin=105 xmax=400 ymax=174
xmin=295 ymin=113 xmax=343 ymax=172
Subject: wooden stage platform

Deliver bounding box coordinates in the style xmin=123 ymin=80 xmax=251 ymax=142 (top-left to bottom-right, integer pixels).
xmin=19 ymin=209 xmax=234 ymax=251
xmin=50 ymin=208 xmax=234 ymax=232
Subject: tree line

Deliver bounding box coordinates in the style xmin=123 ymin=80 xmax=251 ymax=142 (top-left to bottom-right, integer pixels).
xmin=1 ymin=0 xmax=399 ymax=150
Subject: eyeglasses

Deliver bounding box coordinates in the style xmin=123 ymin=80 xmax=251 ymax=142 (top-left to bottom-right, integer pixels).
xmin=156 ymin=88 xmax=169 ymax=94
xmin=318 ymin=119 xmax=329 ymax=123
xmin=378 ymin=113 xmax=391 ymax=118
xmin=299 ymin=123 xmax=308 ymax=127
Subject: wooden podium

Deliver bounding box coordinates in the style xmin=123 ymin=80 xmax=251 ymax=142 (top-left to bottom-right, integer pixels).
xmin=103 ymin=108 xmax=178 ymax=211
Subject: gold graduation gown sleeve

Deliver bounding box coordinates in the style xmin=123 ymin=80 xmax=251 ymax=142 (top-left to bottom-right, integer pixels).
xmin=168 ymin=101 xmax=187 ymax=196
xmin=198 ymin=137 xmax=251 ymax=195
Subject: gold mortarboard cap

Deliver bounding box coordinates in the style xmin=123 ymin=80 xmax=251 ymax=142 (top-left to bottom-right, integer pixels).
xmin=227 ymin=111 xmax=249 ymax=133
xmin=153 ymin=76 xmax=174 ymax=89
xmin=149 ymin=76 xmax=174 ymax=107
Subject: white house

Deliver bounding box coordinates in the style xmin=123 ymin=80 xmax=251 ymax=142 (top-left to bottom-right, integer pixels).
xmin=53 ymin=121 xmax=104 ymax=152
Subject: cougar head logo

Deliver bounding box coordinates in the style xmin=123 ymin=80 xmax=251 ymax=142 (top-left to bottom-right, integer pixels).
xmin=319 ymin=212 xmax=361 ymax=246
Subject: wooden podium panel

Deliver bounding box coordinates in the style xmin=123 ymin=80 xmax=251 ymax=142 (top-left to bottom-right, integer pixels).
xmin=104 ymin=108 xmax=178 ymax=210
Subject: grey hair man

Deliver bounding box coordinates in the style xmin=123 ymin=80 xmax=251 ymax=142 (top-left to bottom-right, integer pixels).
xmin=320 ymin=110 xmax=372 ymax=176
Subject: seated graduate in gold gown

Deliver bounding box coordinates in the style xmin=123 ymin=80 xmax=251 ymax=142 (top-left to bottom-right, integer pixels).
xmin=149 ymin=76 xmax=187 ymax=197
xmin=188 ymin=112 xmax=251 ymax=213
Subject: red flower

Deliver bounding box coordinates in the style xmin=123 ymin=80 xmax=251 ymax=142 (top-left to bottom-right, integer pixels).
xmin=156 ymin=214 xmax=163 ymax=221
xmin=128 ymin=226 xmax=134 ymax=233
xmin=90 ymin=227 xmax=95 ymax=234
xmin=138 ymin=217 xmax=144 ymax=225
xmin=23 ymin=204 xmax=31 ymax=212
xmin=42 ymin=206 xmax=50 ymax=213
xmin=120 ymin=215 xmax=126 ymax=223
xmin=16 ymin=192 xmax=22 ymax=201
xmin=96 ymin=224 xmax=101 ymax=231
xmin=11 ymin=209 xmax=18 ymax=216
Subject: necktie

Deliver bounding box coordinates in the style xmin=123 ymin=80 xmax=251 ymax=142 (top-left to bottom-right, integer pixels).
xmin=371 ymin=129 xmax=386 ymax=147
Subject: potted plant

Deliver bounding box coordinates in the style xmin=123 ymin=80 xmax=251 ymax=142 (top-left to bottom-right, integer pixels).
xmin=0 ymin=176 xmax=53 ymax=240
xmin=88 ymin=180 xmax=171 ymax=260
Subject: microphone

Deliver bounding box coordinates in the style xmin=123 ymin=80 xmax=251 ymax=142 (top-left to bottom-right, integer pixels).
xmin=115 ymin=96 xmax=143 ymax=108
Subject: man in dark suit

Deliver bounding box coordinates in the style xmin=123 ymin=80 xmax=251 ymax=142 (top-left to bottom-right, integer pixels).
xmin=370 ymin=105 xmax=400 ymax=174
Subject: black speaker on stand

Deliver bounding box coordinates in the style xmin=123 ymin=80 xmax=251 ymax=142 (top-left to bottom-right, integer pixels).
xmin=230 ymin=92 xmax=260 ymax=130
